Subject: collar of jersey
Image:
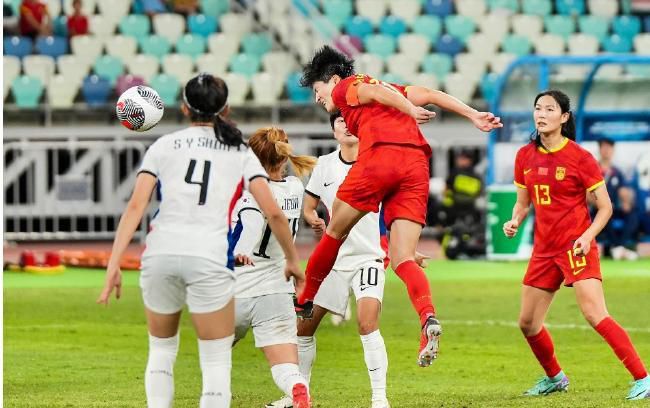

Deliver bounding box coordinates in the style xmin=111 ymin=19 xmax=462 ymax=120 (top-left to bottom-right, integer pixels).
xmin=537 ymin=137 xmax=569 ymax=154
xmin=338 ymin=151 xmax=356 ymax=165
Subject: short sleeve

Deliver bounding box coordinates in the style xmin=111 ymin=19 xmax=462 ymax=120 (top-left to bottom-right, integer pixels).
xmin=332 ymin=76 xmax=361 ymax=108
xmin=138 ymin=140 xmax=161 ymax=178
xmin=513 ymin=148 xmax=526 ymax=189
xmin=580 ymin=151 xmax=605 ymax=192
xmin=243 ymin=148 xmax=269 ymax=190
xmin=304 ymin=158 xmax=323 ymax=199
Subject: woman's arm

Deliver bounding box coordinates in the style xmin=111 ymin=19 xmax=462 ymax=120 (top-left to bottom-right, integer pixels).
xmin=233 ymin=208 xmax=265 ymax=262
xmin=303 ymin=193 xmax=326 ymax=239
xmin=503 ymin=187 xmax=532 ymax=238
xmin=355 ymin=82 xmax=436 ymax=124
xmin=574 ymin=184 xmax=613 ymax=256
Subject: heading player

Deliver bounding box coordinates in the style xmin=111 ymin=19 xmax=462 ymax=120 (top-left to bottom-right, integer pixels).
xmin=504 ymin=90 xmax=650 ymax=400
xmin=230 ymin=127 xmax=316 ymax=408
xmin=296 ymin=45 xmax=503 ymax=367
xmin=97 ymin=74 xmax=303 ymax=408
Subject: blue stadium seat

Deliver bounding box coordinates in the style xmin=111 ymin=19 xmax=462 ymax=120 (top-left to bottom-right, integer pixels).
xmin=422 ymin=53 xmax=453 ymax=80
xmin=4 ymin=36 xmax=33 ymax=58
xmin=11 ymin=75 xmax=43 ymax=107
xmin=444 ymin=15 xmax=476 ymax=43
xmin=364 ymin=34 xmax=397 ymax=60
xmin=556 ymin=0 xmax=585 ymax=15
xmin=612 ymin=16 xmax=641 ymax=41
xmin=487 ymin=0 xmax=519 ymax=13
xmin=379 ymin=16 xmax=407 ymax=38
xmin=435 ymin=34 xmax=464 ymax=56
xmin=412 ymin=15 xmax=442 ymax=42
xmin=200 ymin=0 xmax=229 ymax=17
xmin=578 ymin=15 xmax=610 ymax=44
xmin=522 ymin=0 xmax=552 ymax=16
xmin=644 ymin=16 xmax=650 ymax=32
xmin=82 ymin=75 xmax=112 ymax=107
xmin=292 ymin=0 xmax=319 ymax=16
xmin=53 ymin=16 xmax=68 ymax=37
xmin=502 ymin=34 xmax=533 ymax=56
xmin=242 ymin=33 xmax=273 ymax=57
xmin=323 ymin=0 xmax=353 ymax=29
xmin=286 ymin=72 xmax=312 ymax=103
xmin=188 ymin=14 xmax=218 ymax=38
xmin=345 ymin=16 xmax=374 ymax=39
xmin=229 ymin=53 xmax=261 ymax=78
xmin=545 ymin=15 xmax=576 ymax=40
xmin=480 ymin=73 xmax=499 ymax=102
xmin=603 ymin=34 xmax=633 ymax=53
xmin=35 ymin=36 xmax=68 ymax=59
xmin=424 ymin=0 xmax=453 ymax=17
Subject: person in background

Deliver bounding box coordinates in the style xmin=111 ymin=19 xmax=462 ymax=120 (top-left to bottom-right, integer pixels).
xmin=19 ymin=0 xmax=51 ymax=39
xmin=596 ymin=138 xmax=639 ymax=260
xmin=169 ymin=0 xmax=198 ymax=16
xmin=138 ymin=0 xmax=166 ymax=17
xmin=66 ymin=0 xmax=88 ymax=37
xmin=441 ymin=149 xmax=483 ymax=226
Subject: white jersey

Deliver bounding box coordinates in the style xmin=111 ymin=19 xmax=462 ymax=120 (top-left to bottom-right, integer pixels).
xmin=231 ymin=176 xmax=304 ymax=298
xmin=305 ymin=149 xmax=385 ymax=270
xmin=139 ymin=126 xmax=268 ymax=266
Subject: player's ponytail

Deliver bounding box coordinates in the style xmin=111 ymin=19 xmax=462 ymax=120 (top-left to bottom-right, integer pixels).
xmin=249 ymin=127 xmax=317 ymax=177
xmin=531 ymin=89 xmax=576 ymax=149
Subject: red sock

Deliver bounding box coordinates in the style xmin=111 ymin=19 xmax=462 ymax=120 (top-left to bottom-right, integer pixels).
xmin=297 ymin=233 xmax=344 ymax=304
xmin=526 ymin=326 xmax=562 ymax=377
xmin=595 ymin=317 xmax=648 ymax=380
xmin=394 ymin=260 xmax=435 ymax=326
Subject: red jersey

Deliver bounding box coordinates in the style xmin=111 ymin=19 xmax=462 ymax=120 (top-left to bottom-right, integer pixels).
xmin=331 ymin=74 xmax=431 ymax=157
xmin=514 ymin=138 xmax=604 ymax=257
xmin=67 ymin=14 xmax=88 ymax=36
xmin=19 ymin=0 xmax=47 ymax=36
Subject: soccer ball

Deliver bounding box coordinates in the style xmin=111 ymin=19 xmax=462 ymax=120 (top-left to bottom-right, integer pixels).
xmin=116 ymin=86 xmax=164 ymax=132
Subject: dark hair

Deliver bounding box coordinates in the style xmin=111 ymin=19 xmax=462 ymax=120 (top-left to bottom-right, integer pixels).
xmin=183 ymin=73 xmax=245 ymax=148
xmin=300 ymin=46 xmax=355 ymax=88
xmin=598 ymin=137 xmax=615 ymax=147
xmin=329 ymin=112 xmax=342 ymax=130
xmin=532 ymin=90 xmax=576 ymax=150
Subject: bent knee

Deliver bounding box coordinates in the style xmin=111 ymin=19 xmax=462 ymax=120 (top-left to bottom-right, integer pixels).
xmin=518 ymin=317 xmax=541 ymax=336
xmin=357 ymin=320 xmax=379 ymax=335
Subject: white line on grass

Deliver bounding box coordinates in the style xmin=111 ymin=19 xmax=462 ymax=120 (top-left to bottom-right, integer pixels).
xmin=443 ymin=319 xmax=650 ymax=333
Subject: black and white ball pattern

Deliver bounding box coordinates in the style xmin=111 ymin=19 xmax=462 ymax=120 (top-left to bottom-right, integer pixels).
xmin=116 ymin=86 xmax=164 ymax=132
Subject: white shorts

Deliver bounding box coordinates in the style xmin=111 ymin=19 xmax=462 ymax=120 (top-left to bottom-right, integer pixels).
xmin=234 ymin=293 xmax=297 ymax=348
xmin=313 ymin=261 xmax=385 ymax=316
xmin=140 ymin=255 xmax=235 ymax=314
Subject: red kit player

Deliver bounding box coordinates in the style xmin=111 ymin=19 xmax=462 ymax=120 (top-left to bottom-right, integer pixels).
xmin=504 ymin=90 xmax=649 ymax=400
xmin=296 ymin=46 xmax=503 ymax=367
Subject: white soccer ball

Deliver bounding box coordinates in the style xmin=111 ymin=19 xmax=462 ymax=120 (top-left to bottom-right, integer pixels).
xmin=116 ymin=86 xmax=164 ymax=132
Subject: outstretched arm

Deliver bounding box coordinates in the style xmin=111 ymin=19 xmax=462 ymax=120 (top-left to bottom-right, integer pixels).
xmin=355 ymin=82 xmax=436 ymax=124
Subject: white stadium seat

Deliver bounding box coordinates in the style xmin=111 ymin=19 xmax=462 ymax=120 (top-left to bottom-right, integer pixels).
xmin=162 ymin=54 xmax=195 ymax=84
xmin=4 ymin=56 xmax=21 ymax=99
xmin=251 ymin=72 xmax=281 ymax=105
xmin=223 ymin=72 xmax=249 ymax=106
xmin=456 ymin=0 xmax=487 ymax=20
xmin=398 ymin=34 xmax=431 ymax=63
xmin=196 ymin=53 xmax=229 ymax=77
xmin=97 ymin=0 xmax=131 ymax=23
xmin=387 ymin=53 xmax=419 ymax=80
xmin=489 ymin=53 xmax=517 ymax=74
xmin=511 ymin=14 xmax=543 ymax=40
xmin=454 ymin=53 xmax=487 ymax=82
xmin=478 ymin=13 xmax=510 ymax=43
xmin=47 ymin=75 xmax=79 ymax=108
xmin=219 ymin=13 xmax=253 ymax=39
xmin=126 ymin=54 xmax=160 ymax=82
xmin=534 ymin=34 xmax=565 ymax=56
xmin=262 ymin=51 xmax=296 ymax=81
xmin=408 ymin=73 xmax=440 ymax=90
xmin=568 ymin=33 xmax=600 ymax=55
xmin=634 ymin=33 xmax=650 ymax=55
xmin=153 ymin=13 xmax=186 ymax=44
xmin=57 ymin=55 xmax=91 ymax=84
xmin=356 ymin=0 xmax=388 ymax=25
xmin=70 ymin=35 xmax=104 ymax=61
xmin=443 ymin=72 xmax=477 ymax=103
xmin=588 ymin=0 xmax=619 ymax=18
xmin=388 ymin=0 xmax=421 ymax=24
xmin=354 ymin=53 xmax=385 ymax=78
xmin=90 ymin=15 xmax=117 ymax=42
xmin=23 ymin=55 xmax=56 ymax=85
xmin=207 ymin=33 xmax=241 ymax=61
xmin=105 ymin=35 xmax=138 ymax=61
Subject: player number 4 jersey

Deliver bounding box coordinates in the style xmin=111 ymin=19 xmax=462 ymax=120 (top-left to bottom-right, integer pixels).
xmin=514 ymin=138 xmax=605 ymax=257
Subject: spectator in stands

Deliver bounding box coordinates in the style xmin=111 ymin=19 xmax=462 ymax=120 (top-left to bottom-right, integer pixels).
xmin=441 ymin=149 xmax=483 ymax=226
xmin=138 ymin=0 xmax=167 ymax=17
xmin=596 ymin=137 xmax=639 ymax=260
xmin=67 ymin=0 xmax=88 ymax=37
xmin=169 ymin=0 xmax=198 ymax=16
xmin=4 ymin=3 xmax=18 ymax=35
xmin=18 ymin=0 xmax=51 ymax=39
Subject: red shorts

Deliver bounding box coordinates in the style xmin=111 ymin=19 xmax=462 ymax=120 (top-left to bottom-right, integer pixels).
xmin=336 ymin=144 xmax=430 ymax=228
xmin=523 ymin=247 xmax=602 ymax=291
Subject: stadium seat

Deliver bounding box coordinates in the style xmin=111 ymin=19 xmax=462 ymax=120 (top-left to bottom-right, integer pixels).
xmin=242 ymin=33 xmax=273 ymax=57
xmin=644 ymin=16 xmax=650 ymax=33
xmin=578 ymin=15 xmax=610 ymax=43
xmin=93 ymin=55 xmax=124 ymax=85
xmin=412 ymin=15 xmax=442 ymax=42
xmin=545 ymin=15 xmax=576 ymax=40
xmin=262 ymin=51 xmax=296 ymax=81
xmin=587 ymin=0 xmax=618 ymax=18
xmin=489 ymin=52 xmax=517 ymax=73
xmin=153 ymin=13 xmax=186 ymax=44
xmin=119 ymin=15 xmax=151 ymax=40
xmin=386 ymin=53 xmax=419 ymax=80
xmin=480 ymin=72 xmax=499 ymax=102
xmin=105 ymin=35 xmax=138 ymax=61
xmin=176 ymin=34 xmax=207 ymax=60
xmin=408 ymin=72 xmax=440 ymax=90
xmin=334 ymin=34 xmax=363 ymax=54
xmin=323 ymin=0 xmax=353 ymax=29
xmin=207 ymin=33 xmax=241 ymax=61
xmin=534 ymin=33 xmax=565 ymax=55
xmin=381 ymin=73 xmax=404 ymax=84
xmin=345 ymin=15 xmax=374 ymax=39
xmin=23 ymin=55 xmax=56 ymax=85
xmin=149 ymin=73 xmax=180 ymax=105
xmin=140 ymin=35 xmax=172 ymax=60
xmin=291 ymin=0 xmax=319 ymax=16
xmin=98 ymin=0 xmax=131 ymax=24
xmin=502 ymin=34 xmax=533 ymax=56
xmin=364 ymin=34 xmax=396 ymax=60
xmin=612 ymin=16 xmax=641 ymax=41
xmin=443 ymin=72 xmax=476 ymax=102
xmin=220 ymin=13 xmax=253 ymax=39
xmin=81 ymin=75 xmax=111 ymax=107
xmin=70 ymin=35 xmax=104 ymax=62
xmin=53 ymin=16 xmax=68 ymax=37
xmin=556 ymin=0 xmax=585 ymax=15
xmin=424 ymin=0 xmax=454 ymax=17
xmin=57 ymin=55 xmax=91 ymax=84
xmin=454 ymin=53 xmax=487 ymax=82
xmin=90 ymin=15 xmax=117 ymax=42
xmin=162 ymin=54 xmax=194 ymax=83
xmin=223 ymin=72 xmax=249 ymax=106
xmin=126 ymin=54 xmax=160 ymax=82
xmin=115 ymin=74 xmax=146 ymax=95
xmin=467 ymin=33 xmax=500 ymax=55
xmin=522 ymin=0 xmax=552 ymax=16
xmin=4 ymin=36 xmax=33 ymax=59
xmin=286 ymin=71 xmax=311 ymax=103
xmin=4 ymin=56 xmax=21 ymax=99
xmin=44 ymin=0 xmax=61 ymax=18
xmin=356 ymin=0 xmax=388 ymax=25
xmin=455 ymin=0 xmax=486 ymax=20
xmin=47 ymin=75 xmax=80 ymax=108
xmin=422 ymin=53 xmax=453 ymax=81
xmin=229 ymin=53 xmax=261 ymax=78
xmin=63 ymin=0 xmax=96 ymax=16
xmin=435 ymin=34 xmax=464 ymax=56
xmin=634 ymin=33 xmax=650 ymax=54
xmin=387 ymin=0 xmax=421 ymax=24
xmin=196 ymin=54 xmax=229 ymax=76
xmin=512 ymin=15 xmax=543 ymax=39
xmin=478 ymin=13 xmax=510 ymax=43
xmin=398 ymin=34 xmax=431 ymax=63
xmin=594 ymin=64 xmax=624 ymax=79
xmin=200 ymin=0 xmax=230 ymax=17
xmin=567 ymin=33 xmax=600 ymax=55
xmin=354 ymin=53 xmax=385 ymax=78
xmin=487 ymin=0 xmax=519 ymax=13
xmin=603 ymin=34 xmax=633 ymax=53
xmin=11 ymin=76 xmax=44 ymax=108
xmin=35 ymin=36 xmax=67 ymax=59
xmin=188 ymin=14 xmax=218 ymax=38
xmin=444 ymin=15 xmax=476 ymax=43
xmin=379 ymin=15 xmax=407 ymax=38
xmin=251 ymin=72 xmax=281 ymax=105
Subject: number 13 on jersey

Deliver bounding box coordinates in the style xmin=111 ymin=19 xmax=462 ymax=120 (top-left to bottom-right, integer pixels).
xmin=534 ymin=184 xmax=551 ymax=205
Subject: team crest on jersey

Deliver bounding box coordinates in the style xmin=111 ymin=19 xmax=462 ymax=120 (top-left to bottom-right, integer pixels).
xmin=555 ymin=167 xmax=566 ymax=181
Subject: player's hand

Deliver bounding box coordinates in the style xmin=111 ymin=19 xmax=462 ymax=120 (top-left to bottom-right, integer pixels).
xmin=573 ymin=233 xmax=593 ymax=256
xmin=503 ymin=219 xmax=519 ymax=238
xmin=234 ymin=254 xmax=254 ymax=266
xmin=415 ymin=251 xmax=431 ymax=268
xmin=97 ymin=263 xmax=122 ymax=305
xmin=284 ymin=259 xmax=305 ymax=284
xmin=471 ymin=111 xmax=503 ymax=132
xmin=410 ymin=106 xmax=436 ymax=124
xmin=310 ymin=218 xmax=326 ymax=239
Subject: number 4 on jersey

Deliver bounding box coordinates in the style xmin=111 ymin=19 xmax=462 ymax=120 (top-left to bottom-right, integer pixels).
xmin=185 ymin=159 xmax=211 ymax=205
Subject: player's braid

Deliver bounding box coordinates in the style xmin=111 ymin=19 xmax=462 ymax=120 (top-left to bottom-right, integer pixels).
xmin=248 ymin=127 xmax=316 ymax=177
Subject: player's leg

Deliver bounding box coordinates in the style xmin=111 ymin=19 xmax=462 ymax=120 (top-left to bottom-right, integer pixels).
xmin=296 ymin=305 xmax=328 ymax=384
xmin=573 ymin=278 xmax=649 ymax=399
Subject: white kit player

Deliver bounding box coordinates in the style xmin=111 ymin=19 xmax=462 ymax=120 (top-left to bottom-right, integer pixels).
xmin=97 ymin=74 xmax=303 ymax=408
xmin=230 ymin=127 xmax=316 ymax=408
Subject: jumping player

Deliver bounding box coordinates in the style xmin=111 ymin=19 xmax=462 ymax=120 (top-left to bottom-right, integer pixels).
xmin=230 ymin=127 xmax=316 ymax=408
xmin=296 ymin=46 xmax=503 ymax=366
xmin=503 ymin=90 xmax=650 ymax=400
xmin=97 ymin=74 xmax=304 ymax=408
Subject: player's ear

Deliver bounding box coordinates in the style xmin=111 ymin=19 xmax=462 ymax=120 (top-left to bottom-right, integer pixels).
xmin=331 ymin=75 xmax=341 ymax=85
xmin=181 ymin=103 xmax=189 ymax=117
xmin=560 ymin=111 xmax=569 ymax=124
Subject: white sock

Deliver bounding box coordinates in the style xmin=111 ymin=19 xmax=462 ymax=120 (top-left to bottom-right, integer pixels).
xmin=198 ymin=335 xmax=234 ymax=408
xmin=271 ymin=363 xmax=308 ymax=396
xmin=360 ymin=330 xmax=388 ymax=401
xmin=297 ymin=336 xmax=316 ymax=385
xmin=145 ymin=333 xmax=179 ymax=408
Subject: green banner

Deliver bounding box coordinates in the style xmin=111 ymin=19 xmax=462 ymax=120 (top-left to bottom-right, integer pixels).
xmin=486 ymin=185 xmax=533 ymax=260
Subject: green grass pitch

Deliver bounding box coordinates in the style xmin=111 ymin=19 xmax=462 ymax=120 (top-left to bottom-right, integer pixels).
xmin=4 ymin=260 xmax=650 ymax=407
